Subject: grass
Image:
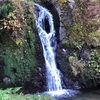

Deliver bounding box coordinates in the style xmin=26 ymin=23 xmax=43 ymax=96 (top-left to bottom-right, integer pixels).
xmin=9 ymin=94 xmax=54 ymax=100
xmin=0 ymin=88 xmax=54 ymax=100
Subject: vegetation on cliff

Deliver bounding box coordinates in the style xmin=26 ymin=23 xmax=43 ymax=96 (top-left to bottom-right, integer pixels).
xmin=59 ymin=0 xmax=100 ymax=88
xmin=0 ymin=0 xmax=38 ymax=86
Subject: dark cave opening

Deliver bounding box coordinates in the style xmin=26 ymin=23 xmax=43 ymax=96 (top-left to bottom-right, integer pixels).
xmin=43 ymin=17 xmax=50 ymax=33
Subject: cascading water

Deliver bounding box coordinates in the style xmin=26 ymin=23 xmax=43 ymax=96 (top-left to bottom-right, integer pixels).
xmin=34 ymin=3 xmax=62 ymax=91
xmin=34 ymin=3 xmax=79 ymax=97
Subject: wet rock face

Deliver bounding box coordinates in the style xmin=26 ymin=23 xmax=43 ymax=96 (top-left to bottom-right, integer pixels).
xmin=34 ymin=34 xmax=47 ymax=92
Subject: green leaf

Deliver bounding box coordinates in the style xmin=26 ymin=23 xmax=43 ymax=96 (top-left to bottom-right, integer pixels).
xmin=12 ymin=87 xmax=22 ymax=93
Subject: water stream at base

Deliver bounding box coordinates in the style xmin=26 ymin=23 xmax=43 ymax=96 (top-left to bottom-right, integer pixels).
xmin=34 ymin=3 xmax=78 ymax=97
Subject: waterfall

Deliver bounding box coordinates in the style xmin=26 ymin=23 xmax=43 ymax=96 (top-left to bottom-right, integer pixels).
xmin=34 ymin=3 xmax=62 ymax=91
xmin=34 ymin=3 xmax=79 ymax=97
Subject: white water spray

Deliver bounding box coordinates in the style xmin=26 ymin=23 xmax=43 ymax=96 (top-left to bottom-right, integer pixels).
xmin=34 ymin=3 xmax=62 ymax=91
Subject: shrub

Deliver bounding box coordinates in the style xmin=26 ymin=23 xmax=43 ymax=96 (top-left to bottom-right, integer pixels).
xmin=0 ymin=88 xmax=55 ymax=100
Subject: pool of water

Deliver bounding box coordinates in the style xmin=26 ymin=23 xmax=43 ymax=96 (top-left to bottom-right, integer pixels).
xmin=55 ymin=89 xmax=100 ymax=100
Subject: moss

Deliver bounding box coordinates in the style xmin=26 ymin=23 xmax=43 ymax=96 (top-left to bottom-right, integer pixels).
xmin=3 ymin=37 xmax=37 ymax=83
xmin=0 ymin=0 xmax=38 ymax=85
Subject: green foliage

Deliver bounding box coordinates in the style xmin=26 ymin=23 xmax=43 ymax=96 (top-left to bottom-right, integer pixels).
xmin=10 ymin=94 xmax=54 ymax=100
xmin=1 ymin=11 xmax=20 ymax=31
xmin=0 ymin=2 xmax=16 ymax=33
xmin=0 ymin=3 xmax=14 ymax=17
xmin=68 ymin=54 xmax=84 ymax=76
xmin=16 ymin=38 xmax=24 ymax=46
xmin=0 ymin=88 xmax=54 ymax=100
xmin=0 ymin=0 xmax=37 ymax=84
xmin=27 ymin=94 xmax=54 ymax=100
xmin=57 ymin=0 xmax=68 ymax=7
xmin=67 ymin=48 xmax=100 ymax=84
xmin=86 ymin=49 xmax=100 ymax=78
xmin=88 ymin=31 xmax=100 ymax=47
xmin=0 ymin=87 xmax=21 ymax=100
xmin=75 ymin=0 xmax=84 ymax=12
xmin=69 ymin=21 xmax=86 ymax=48
xmin=3 ymin=36 xmax=37 ymax=83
